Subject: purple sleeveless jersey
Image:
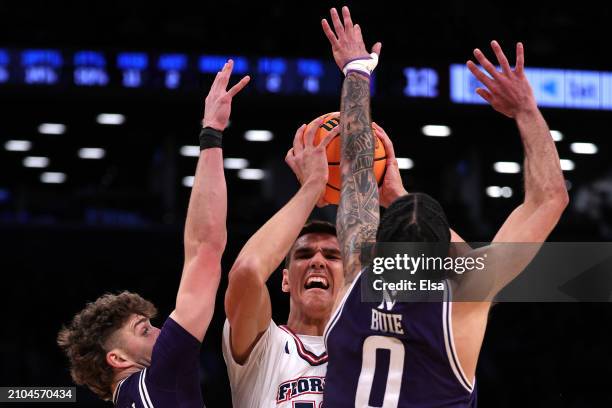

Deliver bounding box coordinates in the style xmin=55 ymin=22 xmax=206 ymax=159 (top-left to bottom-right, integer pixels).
xmin=113 ymin=317 xmax=204 ymax=408
xmin=324 ymin=273 xmax=477 ymax=407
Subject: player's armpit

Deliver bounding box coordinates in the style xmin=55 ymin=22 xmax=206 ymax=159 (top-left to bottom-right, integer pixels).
xmin=224 ymin=259 xmax=273 ymax=364
xmin=147 ymin=317 xmax=202 ymax=387
xmin=449 ymin=229 xmax=473 ymax=257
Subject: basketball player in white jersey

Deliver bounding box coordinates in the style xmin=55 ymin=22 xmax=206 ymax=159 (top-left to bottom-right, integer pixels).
xmin=222 ymin=117 xmax=343 ymax=407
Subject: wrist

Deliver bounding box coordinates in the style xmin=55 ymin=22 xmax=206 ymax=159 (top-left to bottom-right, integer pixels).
xmin=342 ymin=53 xmax=378 ymax=77
xmin=199 ymin=127 xmax=223 ymax=150
xmin=303 ymin=176 xmax=326 ymax=191
xmin=514 ymin=103 xmax=540 ymax=123
xmin=201 ymin=119 xmax=225 ymax=132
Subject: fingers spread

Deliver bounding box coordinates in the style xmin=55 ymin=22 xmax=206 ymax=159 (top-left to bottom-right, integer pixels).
xmin=467 ymin=60 xmax=495 ymax=90
xmin=217 ymin=60 xmax=233 ymax=91
xmin=372 ymin=42 xmax=382 ymax=56
xmin=353 ymin=24 xmax=364 ymax=45
xmin=211 ymin=69 xmax=223 ymax=93
xmin=475 ymin=87 xmax=493 ymax=103
xmin=515 ymin=42 xmax=525 ymax=74
xmin=227 ymin=75 xmax=250 ymax=97
xmin=491 ymin=40 xmax=511 ymax=75
xmin=342 ymin=6 xmax=354 ymax=33
xmin=322 ymin=19 xmax=339 ymax=47
xmin=473 ymin=48 xmax=500 ymax=80
xmin=330 ymin=8 xmax=344 ymax=40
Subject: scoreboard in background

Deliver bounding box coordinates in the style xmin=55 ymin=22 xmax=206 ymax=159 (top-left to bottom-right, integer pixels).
xmin=0 ymin=48 xmax=341 ymax=96
xmin=1 ymin=48 xmax=612 ymax=111
xmin=450 ymin=64 xmax=612 ymax=110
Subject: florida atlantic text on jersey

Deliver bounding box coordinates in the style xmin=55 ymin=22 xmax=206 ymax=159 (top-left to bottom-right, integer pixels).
xmin=223 ymin=320 xmax=328 ymax=408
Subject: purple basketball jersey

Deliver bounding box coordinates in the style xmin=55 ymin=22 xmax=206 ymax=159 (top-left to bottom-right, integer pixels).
xmin=113 ymin=317 xmax=204 ymax=408
xmin=324 ymin=273 xmax=477 ymax=407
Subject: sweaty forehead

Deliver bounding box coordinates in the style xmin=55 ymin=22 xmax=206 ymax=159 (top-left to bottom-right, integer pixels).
xmin=293 ymin=232 xmax=339 ymax=253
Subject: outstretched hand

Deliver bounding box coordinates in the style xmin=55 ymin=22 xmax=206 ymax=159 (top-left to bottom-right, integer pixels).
xmin=202 ymin=59 xmax=250 ymax=131
xmin=466 ymin=41 xmax=537 ymax=118
xmin=321 ymin=6 xmax=381 ymax=71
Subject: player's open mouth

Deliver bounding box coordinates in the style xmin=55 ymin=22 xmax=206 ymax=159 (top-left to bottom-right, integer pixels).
xmin=304 ymin=276 xmax=330 ymax=290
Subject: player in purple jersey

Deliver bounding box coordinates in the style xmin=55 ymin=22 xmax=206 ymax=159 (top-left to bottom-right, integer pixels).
xmin=321 ymin=6 xmax=568 ymax=407
xmin=57 ymin=60 xmax=250 ymax=407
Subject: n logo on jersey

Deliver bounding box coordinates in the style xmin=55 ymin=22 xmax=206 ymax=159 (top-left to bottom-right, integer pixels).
xmin=276 ymin=376 xmax=325 ymax=403
xmin=377 ymin=286 xmax=396 ymax=311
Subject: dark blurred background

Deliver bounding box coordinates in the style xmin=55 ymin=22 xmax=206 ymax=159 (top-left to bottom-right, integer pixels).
xmin=1 ymin=1 xmax=611 ymax=407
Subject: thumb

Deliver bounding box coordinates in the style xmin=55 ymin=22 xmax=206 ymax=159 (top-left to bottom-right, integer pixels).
xmin=371 ymin=42 xmax=382 ymax=57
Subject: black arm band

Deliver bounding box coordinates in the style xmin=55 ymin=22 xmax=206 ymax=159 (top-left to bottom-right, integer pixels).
xmin=199 ymin=127 xmax=223 ymax=150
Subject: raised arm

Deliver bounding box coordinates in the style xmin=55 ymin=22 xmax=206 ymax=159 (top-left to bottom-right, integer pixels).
xmin=322 ymin=6 xmax=382 ymax=284
xmin=170 ymin=60 xmax=250 ymax=342
xmin=224 ymin=118 xmax=336 ymax=363
xmin=373 ymin=121 xmax=471 ymax=257
xmin=463 ymin=41 xmax=569 ymax=294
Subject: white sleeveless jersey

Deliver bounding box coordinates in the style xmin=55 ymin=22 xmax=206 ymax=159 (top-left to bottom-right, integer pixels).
xmin=222 ymin=319 xmax=328 ymax=408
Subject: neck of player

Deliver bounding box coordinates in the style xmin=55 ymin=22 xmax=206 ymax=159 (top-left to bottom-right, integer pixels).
xmin=286 ymin=311 xmax=327 ymax=336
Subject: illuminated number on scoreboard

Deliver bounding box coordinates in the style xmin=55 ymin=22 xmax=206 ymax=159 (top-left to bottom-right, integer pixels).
xmin=403 ymin=68 xmax=438 ymax=98
xmin=355 ymin=335 xmax=404 ymax=408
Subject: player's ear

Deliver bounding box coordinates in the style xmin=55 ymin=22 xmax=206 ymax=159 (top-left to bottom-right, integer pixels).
xmin=106 ymin=349 xmax=133 ymax=369
xmin=281 ymin=269 xmax=290 ymax=293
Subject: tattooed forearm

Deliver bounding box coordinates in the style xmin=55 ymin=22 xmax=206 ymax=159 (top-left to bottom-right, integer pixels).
xmin=337 ymin=72 xmax=380 ymax=283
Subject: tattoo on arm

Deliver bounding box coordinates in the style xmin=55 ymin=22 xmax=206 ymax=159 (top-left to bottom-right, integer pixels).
xmin=337 ymin=73 xmax=380 ymax=284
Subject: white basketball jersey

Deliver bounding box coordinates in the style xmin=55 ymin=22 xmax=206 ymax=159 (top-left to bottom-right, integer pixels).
xmin=222 ymin=319 xmax=328 ymax=408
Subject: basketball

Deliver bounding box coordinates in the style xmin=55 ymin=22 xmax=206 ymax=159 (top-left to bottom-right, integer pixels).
xmin=309 ymin=112 xmax=387 ymax=205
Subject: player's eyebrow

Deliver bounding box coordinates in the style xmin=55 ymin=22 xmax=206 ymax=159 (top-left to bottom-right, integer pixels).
xmin=293 ymin=246 xmax=340 ymax=258
xmin=293 ymin=247 xmax=315 ymax=257
xmin=322 ymin=247 xmax=341 ymax=257
xmin=132 ymin=317 xmax=147 ymax=333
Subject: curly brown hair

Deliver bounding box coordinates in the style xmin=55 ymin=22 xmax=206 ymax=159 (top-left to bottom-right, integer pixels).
xmin=57 ymin=291 xmax=157 ymax=401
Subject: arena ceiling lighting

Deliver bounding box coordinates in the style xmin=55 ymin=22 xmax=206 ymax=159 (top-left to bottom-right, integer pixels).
xmin=223 ymin=158 xmax=249 ymax=169
xmin=78 ymin=148 xmax=106 ymax=159
xmin=244 ymin=130 xmax=273 ymax=142
xmin=560 ymin=159 xmax=575 ymax=171
xmin=550 ymin=130 xmax=563 ymax=142
xmin=180 ymin=145 xmax=200 ymax=157
xmin=493 ymin=161 xmax=521 ymax=174
xmin=238 ymin=168 xmax=266 ymax=180
xmin=486 ymin=186 xmax=502 ymax=198
xmin=501 ymin=186 xmax=513 ymax=198
xmin=486 ymin=186 xmax=513 ymax=198
xmin=96 ymin=113 xmax=126 ymax=125
xmin=40 ymin=172 xmax=66 ymax=184
xmin=23 ymin=156 xmax=49 ymax=168
xmin=421 ymin=125 xmax=451 ymax=137
xmin=570 ymin=142 xmax=598 ymax=154
xmin=4 ymin=140 xmax=32 ymax=152
xmin=396 ymin=157 xmax=414 ymax=169
xmin=38 ymin=123 xmax=66 ymax=135
xmin=182 ymin=176 xmax=194 ymax=187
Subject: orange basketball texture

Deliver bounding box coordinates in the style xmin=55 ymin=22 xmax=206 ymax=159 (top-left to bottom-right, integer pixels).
xmin=308 ymin=112 xmax=386 ymax=205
